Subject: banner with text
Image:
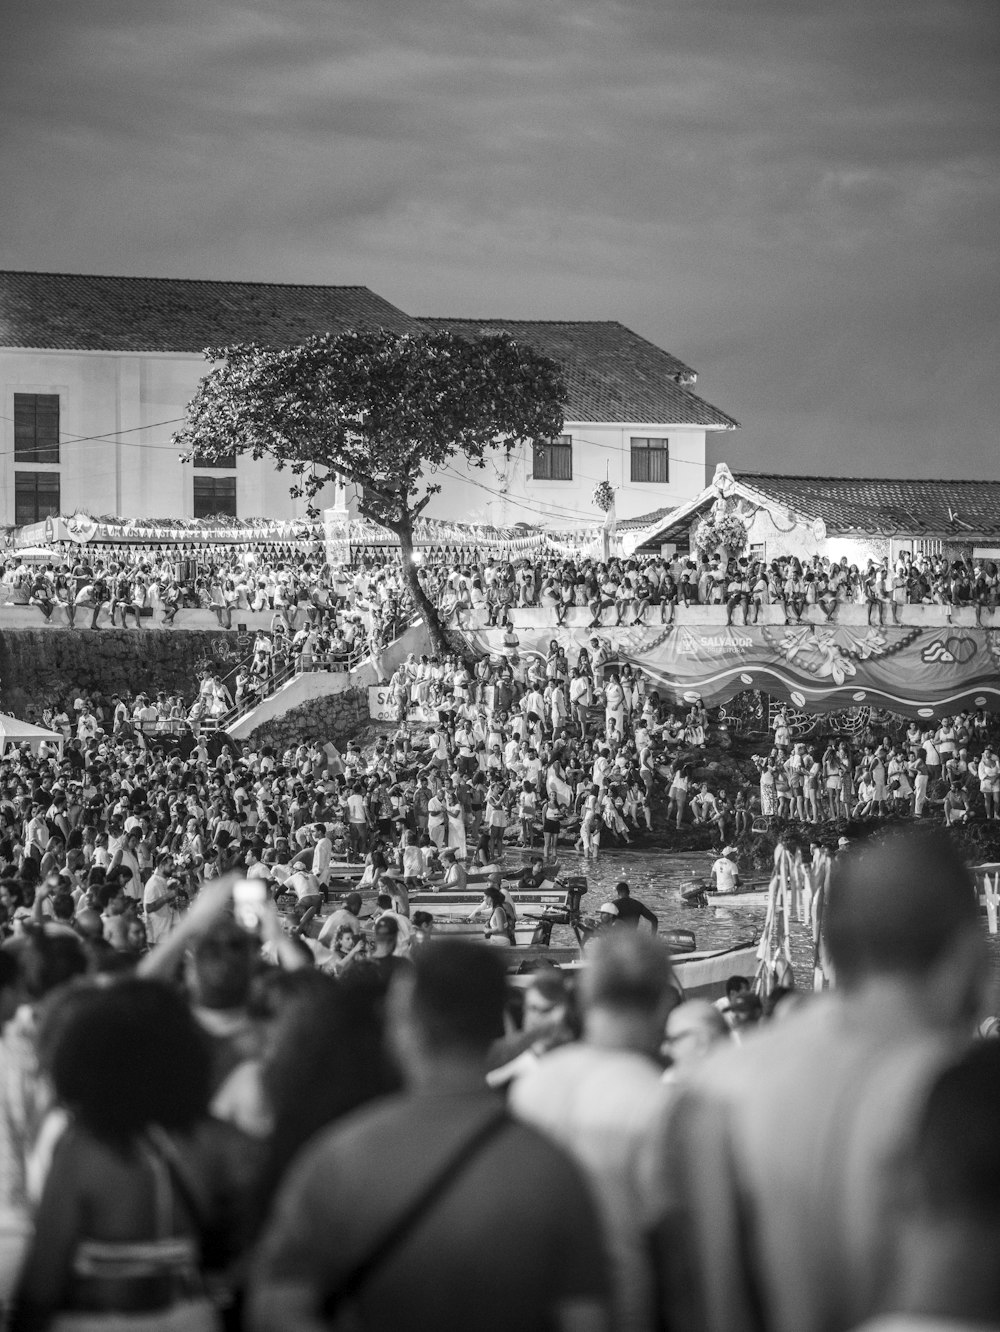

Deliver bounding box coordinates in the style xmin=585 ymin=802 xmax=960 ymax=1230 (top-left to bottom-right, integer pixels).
xmin=462 ymin=623 xmax=1000 ymax=719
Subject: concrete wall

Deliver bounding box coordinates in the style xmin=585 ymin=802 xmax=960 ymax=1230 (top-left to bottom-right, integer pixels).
xmin=504 ymin=604 xmax=994 ymax=630
xmin=0 ymin=600 xmax=293 ymax=633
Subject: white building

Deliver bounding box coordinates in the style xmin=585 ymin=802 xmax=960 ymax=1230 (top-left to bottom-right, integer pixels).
xmin=0 ymin=272 xmax=738 ymax=530
xmin=415 ymin=318 xmax=738 ymax=528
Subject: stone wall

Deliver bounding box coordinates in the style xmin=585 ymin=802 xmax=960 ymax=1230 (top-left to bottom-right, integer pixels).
xmin=246 ymin=688 xmax=370 ymax=753
xmin=0 ymin=627 xmax=241 ymax=716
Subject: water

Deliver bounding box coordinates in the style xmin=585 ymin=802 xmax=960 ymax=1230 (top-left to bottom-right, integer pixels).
xmin=561 ymin=847 xmax=1000 ymax=1007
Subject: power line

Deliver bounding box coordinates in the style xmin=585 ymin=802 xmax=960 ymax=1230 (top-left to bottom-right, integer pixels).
xmin=0 ymin=414 xmax=189 ymax=455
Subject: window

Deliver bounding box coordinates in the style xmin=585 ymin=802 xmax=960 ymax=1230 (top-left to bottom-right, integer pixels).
xmin=15 ymin=472 xmax=60 ymax=526
xmin=194 ymin=449 xmax=237 ymax=469
xmin=532 ymin=435 xmax=573 ymax=481
xmin=14 ymin=394 xmax=60 ymax=464
xmin=630 ymin=437 xmax=669 ymax=483
xmin=193 ymin=475 xmax=237 ymax=518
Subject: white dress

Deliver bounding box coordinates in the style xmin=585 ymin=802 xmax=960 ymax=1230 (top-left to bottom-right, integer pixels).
xmin=446 ymin=799 xmax=467 ymax=860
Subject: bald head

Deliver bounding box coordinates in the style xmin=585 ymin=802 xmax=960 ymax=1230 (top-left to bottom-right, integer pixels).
xmin=825 ymin=827 xmax=980 ymax=987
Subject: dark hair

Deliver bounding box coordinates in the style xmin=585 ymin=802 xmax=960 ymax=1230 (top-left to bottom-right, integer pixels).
xmin=49 ymin=979 xmax=211 ymax=1144
xmin=95 ymin=882 xmax=125 ymax=912
xmin=825 ymin=828 xmax=979 ymax=985
xmin=911 ymin=1042 xmax=1000 ymax=1224
xmin=258 ymin=975 xmax=394 ymax=1216
xmin=526 ymin=966 xmax=569 ymax=1007
xmin=406 ymin=941 xmax=506 ymax=1052
xmin=582 ymin=932 xmax=674 ymax=1014
xmin=20 ymin=929 xmax=87 ymax=1000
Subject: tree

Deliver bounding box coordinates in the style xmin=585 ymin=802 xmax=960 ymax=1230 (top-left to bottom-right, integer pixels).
xmin=174 ymin=328 xmax=566 ymax=652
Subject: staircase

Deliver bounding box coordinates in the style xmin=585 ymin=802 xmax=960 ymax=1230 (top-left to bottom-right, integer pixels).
xmin=210 ymin=619 xmax=434 ymax=740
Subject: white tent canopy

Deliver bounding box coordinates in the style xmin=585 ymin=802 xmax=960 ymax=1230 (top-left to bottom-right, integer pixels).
xmin=0 ymin=714 xmax=64 ymax=758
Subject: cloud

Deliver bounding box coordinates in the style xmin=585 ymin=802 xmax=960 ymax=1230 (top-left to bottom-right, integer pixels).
xmin=0 ymin=0 xmax=998 ymax=475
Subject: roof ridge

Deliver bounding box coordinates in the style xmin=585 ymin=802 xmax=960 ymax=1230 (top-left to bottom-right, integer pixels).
xmin=0 ymin=270 xmax=374 ymax=292
xmin=737 ymin=472 xmax=1000 ymax=486
xmin=417 ymin=317 xmax=623 ymax=326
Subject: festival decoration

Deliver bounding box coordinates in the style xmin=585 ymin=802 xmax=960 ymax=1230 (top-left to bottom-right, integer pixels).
xmin=592 ymin=480 xmax=615 ymax=512
xmin=463 ymin=622 xmax=1000 ymax=720
xmin=693 ymin=510 xmax=749 ymax=559
xmin=14 ymin=510 xmax=612 ymax=561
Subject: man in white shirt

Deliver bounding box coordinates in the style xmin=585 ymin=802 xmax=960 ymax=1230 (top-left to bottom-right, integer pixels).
xmin=511 ymin=932 xmax=676 ymax=1332
xmin=311 ymin=824 xmax=333 ymax=891
xmin=709 ymin=847 xmax=741 ymax=894
xmin=142 ymin=852 xmax=183 ymax=946
xmin=658 ymin=828 xmax=989 ymax=1332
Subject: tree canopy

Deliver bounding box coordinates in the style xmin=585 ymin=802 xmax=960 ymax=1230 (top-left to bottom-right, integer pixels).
xmin=174 ymin=327 xmax=566 ymax=534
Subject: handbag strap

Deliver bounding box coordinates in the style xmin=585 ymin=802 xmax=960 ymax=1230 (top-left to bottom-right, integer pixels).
xmin=144 ymin=1126 xmax=206 ymax=1236
xmin=324 ymin=1110 xmax=509 ymax=1315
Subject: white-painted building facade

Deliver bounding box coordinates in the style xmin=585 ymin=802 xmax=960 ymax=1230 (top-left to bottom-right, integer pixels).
xmin=0 ymin=273 xmax=738 ymax=531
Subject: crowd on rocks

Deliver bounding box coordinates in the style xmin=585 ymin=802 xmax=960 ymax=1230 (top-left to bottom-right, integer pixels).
xmin=752 ymin=705 xmax=1000 ymax=827
xmin=380 ymin=640 xmax=721 ymax=861
xmin=0 ymin=823 xmax=994 ymax=1332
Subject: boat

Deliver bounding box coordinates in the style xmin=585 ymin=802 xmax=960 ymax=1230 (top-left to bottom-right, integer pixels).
xmin=679 ymin=876 xmax=771 ymax=910
xmin=704 ymin=887 xmax=772 ymax=910
xmin=378 ymin=872 xmax=587 ymax=913
xmin=325 ymin=862 xmax=368 ymax=883
xmin=406 ymin=886 xmax=566 ymax=909
xmin=671 ymin=940 xmax=759 ymax=999
xmin=424 ymin=917 xmax=549 ymax=947
xmin=505 ymin=938 xmax=759 ymax=1002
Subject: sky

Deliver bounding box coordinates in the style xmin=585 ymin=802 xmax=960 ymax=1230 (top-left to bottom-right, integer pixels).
xmin=2 ymin=0 xmax=999 ymax=479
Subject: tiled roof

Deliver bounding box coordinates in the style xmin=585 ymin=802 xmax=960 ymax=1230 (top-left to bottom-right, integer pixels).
xmin=736 ymin=473 xmax=1000 ymax=539
xmin=618 ymin=505 xmax=673 ymax=531
xmin=0 ymin=271 xmax=421 ymax=352
xmin=418 ymin=318 xmax=739 ymax=429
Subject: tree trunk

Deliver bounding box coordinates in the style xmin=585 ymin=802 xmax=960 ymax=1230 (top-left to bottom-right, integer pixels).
xmin=397 ymin=522 xmax=451 ymax=657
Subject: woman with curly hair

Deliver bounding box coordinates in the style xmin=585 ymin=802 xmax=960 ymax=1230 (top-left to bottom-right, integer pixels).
xmin=12 ymin=978 xmax=260 ymax=1332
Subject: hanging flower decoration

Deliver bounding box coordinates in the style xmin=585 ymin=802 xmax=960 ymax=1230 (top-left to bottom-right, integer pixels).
xmin=593 ymin=481 xmax=615 ymax=512
xmin=693 ymin=511 xmax=749 ymax=557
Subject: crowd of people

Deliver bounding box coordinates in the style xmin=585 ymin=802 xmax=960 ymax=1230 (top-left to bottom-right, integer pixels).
xmin=426 ymin=547 xmax=1000 ymax=628
xmin=0 ymin=827 xmax=994 ymax=1332
xmin=379 ymin=641 xmax=724 ymax=861
xmin=5 ymin=540 xmax=999 ymax=643
xmin=751 ymin=705 xmax=1000 ymax=827
xmin=0 ymin=543 xmax=998 ymax=1327
xmin=0 ymin=543 xmax=418 ymax=648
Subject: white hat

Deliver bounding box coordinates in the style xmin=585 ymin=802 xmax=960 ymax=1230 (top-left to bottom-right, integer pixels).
xmin=722 ymin=844 xmax=739 ymax=857
xmin=598 ymin=902 xmax=619 ymax=916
